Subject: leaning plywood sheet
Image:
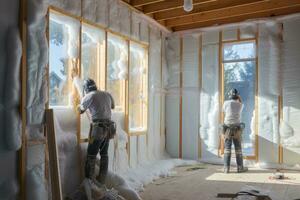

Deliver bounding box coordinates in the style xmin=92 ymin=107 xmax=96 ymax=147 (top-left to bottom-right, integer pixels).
xmin=45 ymin=109 xmax=63 ymax=200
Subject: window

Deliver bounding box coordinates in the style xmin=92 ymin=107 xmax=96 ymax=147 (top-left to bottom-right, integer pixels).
xmin=48 ymin=8 xmax=149 ymax=136
xmin=107 ymin=33 xmax=128 ymax=112
xmin=223 ymin=40 xmax=256 ymax=156
xmin=81 ymin=23 xmax=106 ymax=90
xmin=80 ymin=23 xmax=106 ymax=137
xmin=129 ymin=42 xmax=148 ymax=133
xmin=49 ymin=12 xmax=80 ymax=106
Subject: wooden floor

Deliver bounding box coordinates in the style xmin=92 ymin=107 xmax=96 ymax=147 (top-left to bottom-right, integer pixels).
xmin=140 ymin=164 xmax=300 ymax=200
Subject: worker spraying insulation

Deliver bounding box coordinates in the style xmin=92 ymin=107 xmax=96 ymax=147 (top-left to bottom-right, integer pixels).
xmin=222 ymin=88 xmax=248 ymax=173
xmin=70 ymin=60 xmax=123 ymax=200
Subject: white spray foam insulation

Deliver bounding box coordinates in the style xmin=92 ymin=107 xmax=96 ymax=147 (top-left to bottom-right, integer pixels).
xmin=222 ymin=28 xmax=238 ymax=41
xmin=82 ymin=0 xmax=108 ymax=27
xmin=200 ymin=32 xmax=220 ymax=161
xmin=281 ymin=17 xmax=300 ymax=165
xmin=147 ymin=28 xmax=163 ymax=160
xmin=165 ymin=35 xmax=180 ymax=158
xmin=257 ymin=23 xmax=281 ymax=164
xmin=0 ymin=0 xmax=21 ymax=199
xmin=182 ymin=35 xmax=200 ymax=160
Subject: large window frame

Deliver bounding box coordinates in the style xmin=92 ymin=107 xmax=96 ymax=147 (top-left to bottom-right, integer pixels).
xmin=47 ymin=7 xmax=149 ymax=142
xmin=219 ymin=30 xmax=258 ymax=161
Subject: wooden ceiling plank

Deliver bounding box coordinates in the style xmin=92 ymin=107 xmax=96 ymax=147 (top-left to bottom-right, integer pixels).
xmin=165 ymin=0 xmax=300 ymax=27
xmin=173 ymin=5 xmax=300 ymax=31
xmin=131 ymin=0 xmax=165 ymax=7
xmin=143 ymin=0 xmax=217 ymax=14
xmin=154 ymin=0 xmax=266 ymax=21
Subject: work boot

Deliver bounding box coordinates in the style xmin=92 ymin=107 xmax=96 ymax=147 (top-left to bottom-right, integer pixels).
xmin=237 ymin=166 xmax=248 ymax=173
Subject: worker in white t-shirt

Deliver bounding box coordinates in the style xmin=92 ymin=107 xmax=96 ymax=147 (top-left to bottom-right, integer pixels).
xmin=222 ymin=88 xmax=248 ymax=173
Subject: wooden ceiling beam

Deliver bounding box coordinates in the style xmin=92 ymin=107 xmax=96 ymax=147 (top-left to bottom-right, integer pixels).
xmin=131 ymin=0 xmax=165 ymax=7
xmin=154 ymin=0 xmax=266 ymax=21
xmin=142 ymin=0 xmax=217 ymax=14
xmin=165 ymin=0 xmax=300 ymax=27
xmin=173 ymin=4 xmax=300 ymax=31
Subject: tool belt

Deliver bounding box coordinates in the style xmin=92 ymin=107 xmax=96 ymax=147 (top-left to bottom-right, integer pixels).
xmin=221 ymin=123 xmax=245 ymax=140
xmin=91 ymin=119 xmax=117 ymax=139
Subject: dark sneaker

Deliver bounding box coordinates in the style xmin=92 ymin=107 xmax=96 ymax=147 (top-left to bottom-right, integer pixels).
xmin=237 ymin=166 xmax=248 ymax=173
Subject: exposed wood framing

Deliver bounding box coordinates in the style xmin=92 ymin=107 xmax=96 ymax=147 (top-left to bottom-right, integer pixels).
xmin=179 ymin=37 xmax=183 ymax=158
xmin=218 ymin=31 xmax=224 ymax=157
xmin=254 ymin=25 xmax=259 ymax=162
xmin=198 ymin=35 xmax=202 ymax=160
xmin=19 ymin=0 xmax=27 ymax=198
xmin=167 ymin=0 xmax=300 ymax=28
xmin=154 ymin=0 xmax=266 ymax=21
xmin=131 ymin=0 xmax=164 ymax=7
xmin=278 ymin=23 xmax=284 ymax=165
xmin=142 ymin=0 xmax=216 ymax=14
xmin=160 ymin=32 xmax=163 ymax=137
xmin=126 ymin=40 xmax=131 ymax=166
xmin=172 ymin=0 xmax=300 ymax=31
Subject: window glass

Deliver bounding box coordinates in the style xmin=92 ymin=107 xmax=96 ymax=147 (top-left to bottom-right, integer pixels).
xmin=81 ymin=24 xmax=106 ymax=90
xmin=107 ymin=33 xmax=128 ymax=112
xmin=80 ymin=24 xmax=106 ymax=138
xmin=223 ymin=41 xmax=256 ymax=61
xmin=223 ymin=41 xmax=256 ymax=156
xmin=129 ymin=42 xmax=148 ymax=132
xmin=49 ymin=12 xmax=80 ymax=106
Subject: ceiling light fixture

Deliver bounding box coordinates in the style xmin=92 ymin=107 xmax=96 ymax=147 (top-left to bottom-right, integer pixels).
xmin=183 ymin=0 xmax=193 ymax=12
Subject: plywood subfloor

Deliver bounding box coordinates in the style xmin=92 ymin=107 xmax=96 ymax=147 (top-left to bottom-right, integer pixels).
xmin=140 ymin=164 xmax=300 ymax=200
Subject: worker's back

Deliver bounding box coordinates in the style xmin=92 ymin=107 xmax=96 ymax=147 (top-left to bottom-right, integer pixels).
xmin=223 ymin=100 xmax=243 ymax=125
xmin=81 ymin=90 xmax=114 ymax=121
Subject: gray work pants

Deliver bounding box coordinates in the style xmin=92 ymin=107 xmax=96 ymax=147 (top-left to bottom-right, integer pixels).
xmin=223 ymin=125 xmax=244 ymax=170
xmin=85 ymin=125 xmax=109 ymax=184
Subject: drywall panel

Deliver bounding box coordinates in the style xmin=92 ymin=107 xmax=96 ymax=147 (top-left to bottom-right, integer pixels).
xmin=182 ymin=35 xmax=199 ymax=160
xmin=165 ymin=36 xmax=180 ymax=158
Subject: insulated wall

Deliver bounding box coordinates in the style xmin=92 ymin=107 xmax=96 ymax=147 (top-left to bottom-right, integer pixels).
xmin=165 ymin=36 xmax=180 ymax=158
xmin=257 ymin=23 xmax=281 ymax=165
xmin=24 ymin=0 xmax=168 ymax=198
xmin=200 ymin=32 xmax=220 ymax=163
xmin=0 ymin=1 xmax=21 ymax=199
xmin=281 ymin=17 xmax=300 ymax=165
xmin=165 ymin=15 xmax=300 ymax=168
xmin=182 ymin=36 xmax=200 ymax=160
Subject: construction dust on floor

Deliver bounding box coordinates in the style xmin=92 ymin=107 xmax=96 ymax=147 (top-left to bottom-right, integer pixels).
xmin=140 ymin=164 xmax=300 ymax=200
